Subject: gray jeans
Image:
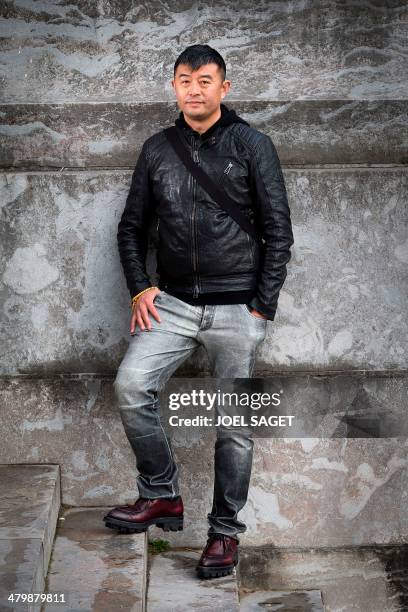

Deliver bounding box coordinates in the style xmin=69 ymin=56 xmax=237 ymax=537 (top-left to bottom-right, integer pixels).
xmin=113 ymin=290 xmax=267 ymax=537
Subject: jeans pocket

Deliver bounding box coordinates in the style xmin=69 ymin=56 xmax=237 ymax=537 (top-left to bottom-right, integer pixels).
xmin=241 ymin=304 xmax=268 ymax=324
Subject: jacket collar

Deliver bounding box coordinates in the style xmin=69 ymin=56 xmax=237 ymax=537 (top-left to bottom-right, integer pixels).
xmin=175 ymin=103 xmax=249 ymax=142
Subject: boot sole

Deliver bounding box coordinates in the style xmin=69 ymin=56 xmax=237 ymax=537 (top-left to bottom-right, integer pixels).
xmin=103 ymin=515 xmax=183 ymax=534
xmin=196 ymin=553 xmax=239 ymax=579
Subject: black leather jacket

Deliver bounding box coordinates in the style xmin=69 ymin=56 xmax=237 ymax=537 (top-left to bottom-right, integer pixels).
xmin=117 ymin=104 xmax=294 ymax=320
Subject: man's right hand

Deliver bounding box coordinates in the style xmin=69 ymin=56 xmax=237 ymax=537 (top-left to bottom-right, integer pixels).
xmin=131 ymin=288 xmax=162 ymax=333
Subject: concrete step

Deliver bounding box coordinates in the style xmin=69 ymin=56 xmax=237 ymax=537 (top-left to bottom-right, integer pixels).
xmin=1 ymin=375 xmax=407 ymax=551
xmin=239 ymin=545 xmax=407 ymax=612
xmin=1 ymin=166 xmax=407 ymax=377
xmin=146 ymin=548 xmax=240 ymax=611
xmin=43 ymin=507 xmax=148 ymax=611
xmin=1 ymin=2 xmax=405 ymax=103
xmin=2 ymin=100 xmax=407 ymax=168
xmin=0 ymin=464 xmax=60 ymax=612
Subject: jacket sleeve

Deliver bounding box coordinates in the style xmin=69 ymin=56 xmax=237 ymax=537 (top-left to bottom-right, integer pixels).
xmin=247 ymin=134 xmax=294 ymax=321
xmin=117 ymin=141 xmax=155 ymax=299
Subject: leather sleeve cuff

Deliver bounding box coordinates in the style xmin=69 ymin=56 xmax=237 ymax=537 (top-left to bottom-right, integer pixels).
xmin=248 ymin=296 xmax=276 ymax=321
xmin=130 ymin=281 xmax=152 ymax=301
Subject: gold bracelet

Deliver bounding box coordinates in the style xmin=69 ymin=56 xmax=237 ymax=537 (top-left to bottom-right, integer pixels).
xmin=130 ymin=286 xmax=158 ymax=307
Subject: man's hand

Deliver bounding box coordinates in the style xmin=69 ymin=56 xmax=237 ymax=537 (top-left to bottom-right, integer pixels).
xmin=131 ymin=288 xmax=162 ymax=333
xmin=249 ymin=308 xmax=267 ymax=320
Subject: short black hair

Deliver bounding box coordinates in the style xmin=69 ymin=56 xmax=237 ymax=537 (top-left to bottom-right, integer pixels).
xmin=174 ymin=44 xmax=226 ymax=81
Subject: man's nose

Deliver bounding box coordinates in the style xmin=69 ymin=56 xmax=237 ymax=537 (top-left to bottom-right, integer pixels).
xmin=188 ymin=81 xmax=201 ymax=95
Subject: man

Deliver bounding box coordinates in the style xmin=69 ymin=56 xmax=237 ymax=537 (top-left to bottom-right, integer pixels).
xmin=104 ymin=44 xmax=294 ymax=579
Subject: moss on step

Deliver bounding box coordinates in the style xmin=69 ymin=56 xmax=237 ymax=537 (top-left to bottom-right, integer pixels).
xmin=149 ymin=539 xmax=171 ymax=554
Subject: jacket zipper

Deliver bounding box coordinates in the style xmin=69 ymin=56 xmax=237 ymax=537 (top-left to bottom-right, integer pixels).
xmin=246 ymin=232 xmax=254 ymax=266
xmin=192 ymin=138 xmax=200 ymax=298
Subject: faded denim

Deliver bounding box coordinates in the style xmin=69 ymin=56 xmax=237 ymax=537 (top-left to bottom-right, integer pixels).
xmin=113 ymin=290 xmax=267 ymax=537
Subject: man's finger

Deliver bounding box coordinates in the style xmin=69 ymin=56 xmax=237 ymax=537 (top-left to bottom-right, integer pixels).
xmin=148 ymin=301 xmax=161 ymax=323
xmin=130 ymin=307 xmax=139 ymax=334
xmin=136 ymin=309 xmax=146 ymax=331
xmin=138 ymin=302 xmax=152 ymax=330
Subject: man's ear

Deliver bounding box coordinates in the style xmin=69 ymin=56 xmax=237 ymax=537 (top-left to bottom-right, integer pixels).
xmin=221 ymin=79 xmax=232 ymax=99
xmin=171 ymin=78 xmax=175 ymax=91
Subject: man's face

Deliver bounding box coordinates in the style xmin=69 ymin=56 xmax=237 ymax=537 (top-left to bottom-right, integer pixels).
xmin=171 ymin=62 xmax=231 ymax=121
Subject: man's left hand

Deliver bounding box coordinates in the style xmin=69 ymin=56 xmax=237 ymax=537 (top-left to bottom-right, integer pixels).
xmin=249 ymin=308 xmax=268 ymax=320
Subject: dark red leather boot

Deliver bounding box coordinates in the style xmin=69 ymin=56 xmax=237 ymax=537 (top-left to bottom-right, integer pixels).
xmin=103 ymin=496 xmax=183 ymax=534
xmin=196 ymin=534 xmax=239 ymax=578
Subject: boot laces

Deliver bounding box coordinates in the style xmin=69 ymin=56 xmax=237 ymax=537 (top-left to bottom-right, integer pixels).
xmin=119 ymin=497 xmax=151 ymax=513
xmin=133 ymin=497 xmax=152 ymax=510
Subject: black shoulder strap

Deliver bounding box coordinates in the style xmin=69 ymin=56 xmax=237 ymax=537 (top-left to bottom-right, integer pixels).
xmin=163 ymin=126 xmax=261 ymax=243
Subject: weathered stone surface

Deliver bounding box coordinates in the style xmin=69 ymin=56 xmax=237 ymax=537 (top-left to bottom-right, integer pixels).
xmin=240 ymin=589 xmax=324 ymax=611
xmin=43 ymin=508 xmax=147 ymax=612
xmin=0 ymin=538 xmax=44 ymax=611
xmin=1 ymin=168 xmax=407 ymax=374
xmin=0 ymin=465 xmax=60 ymax=611
xmin=0 ymin=465 xmax=60 ymax=577
xmin=1 ymin=1 xmax=407 ymax=102
xmin=238 ymin=545 xmax=408 ymax=612
xmin=0 ymin=377 xmax=139 ymax=507
xmin=1 ymin=100 xmax=407 ymax=168
xmin=0 ymin=376 xmax=407 ymax=548
xmin=147 ymin=549 xmax=240 ymax=611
